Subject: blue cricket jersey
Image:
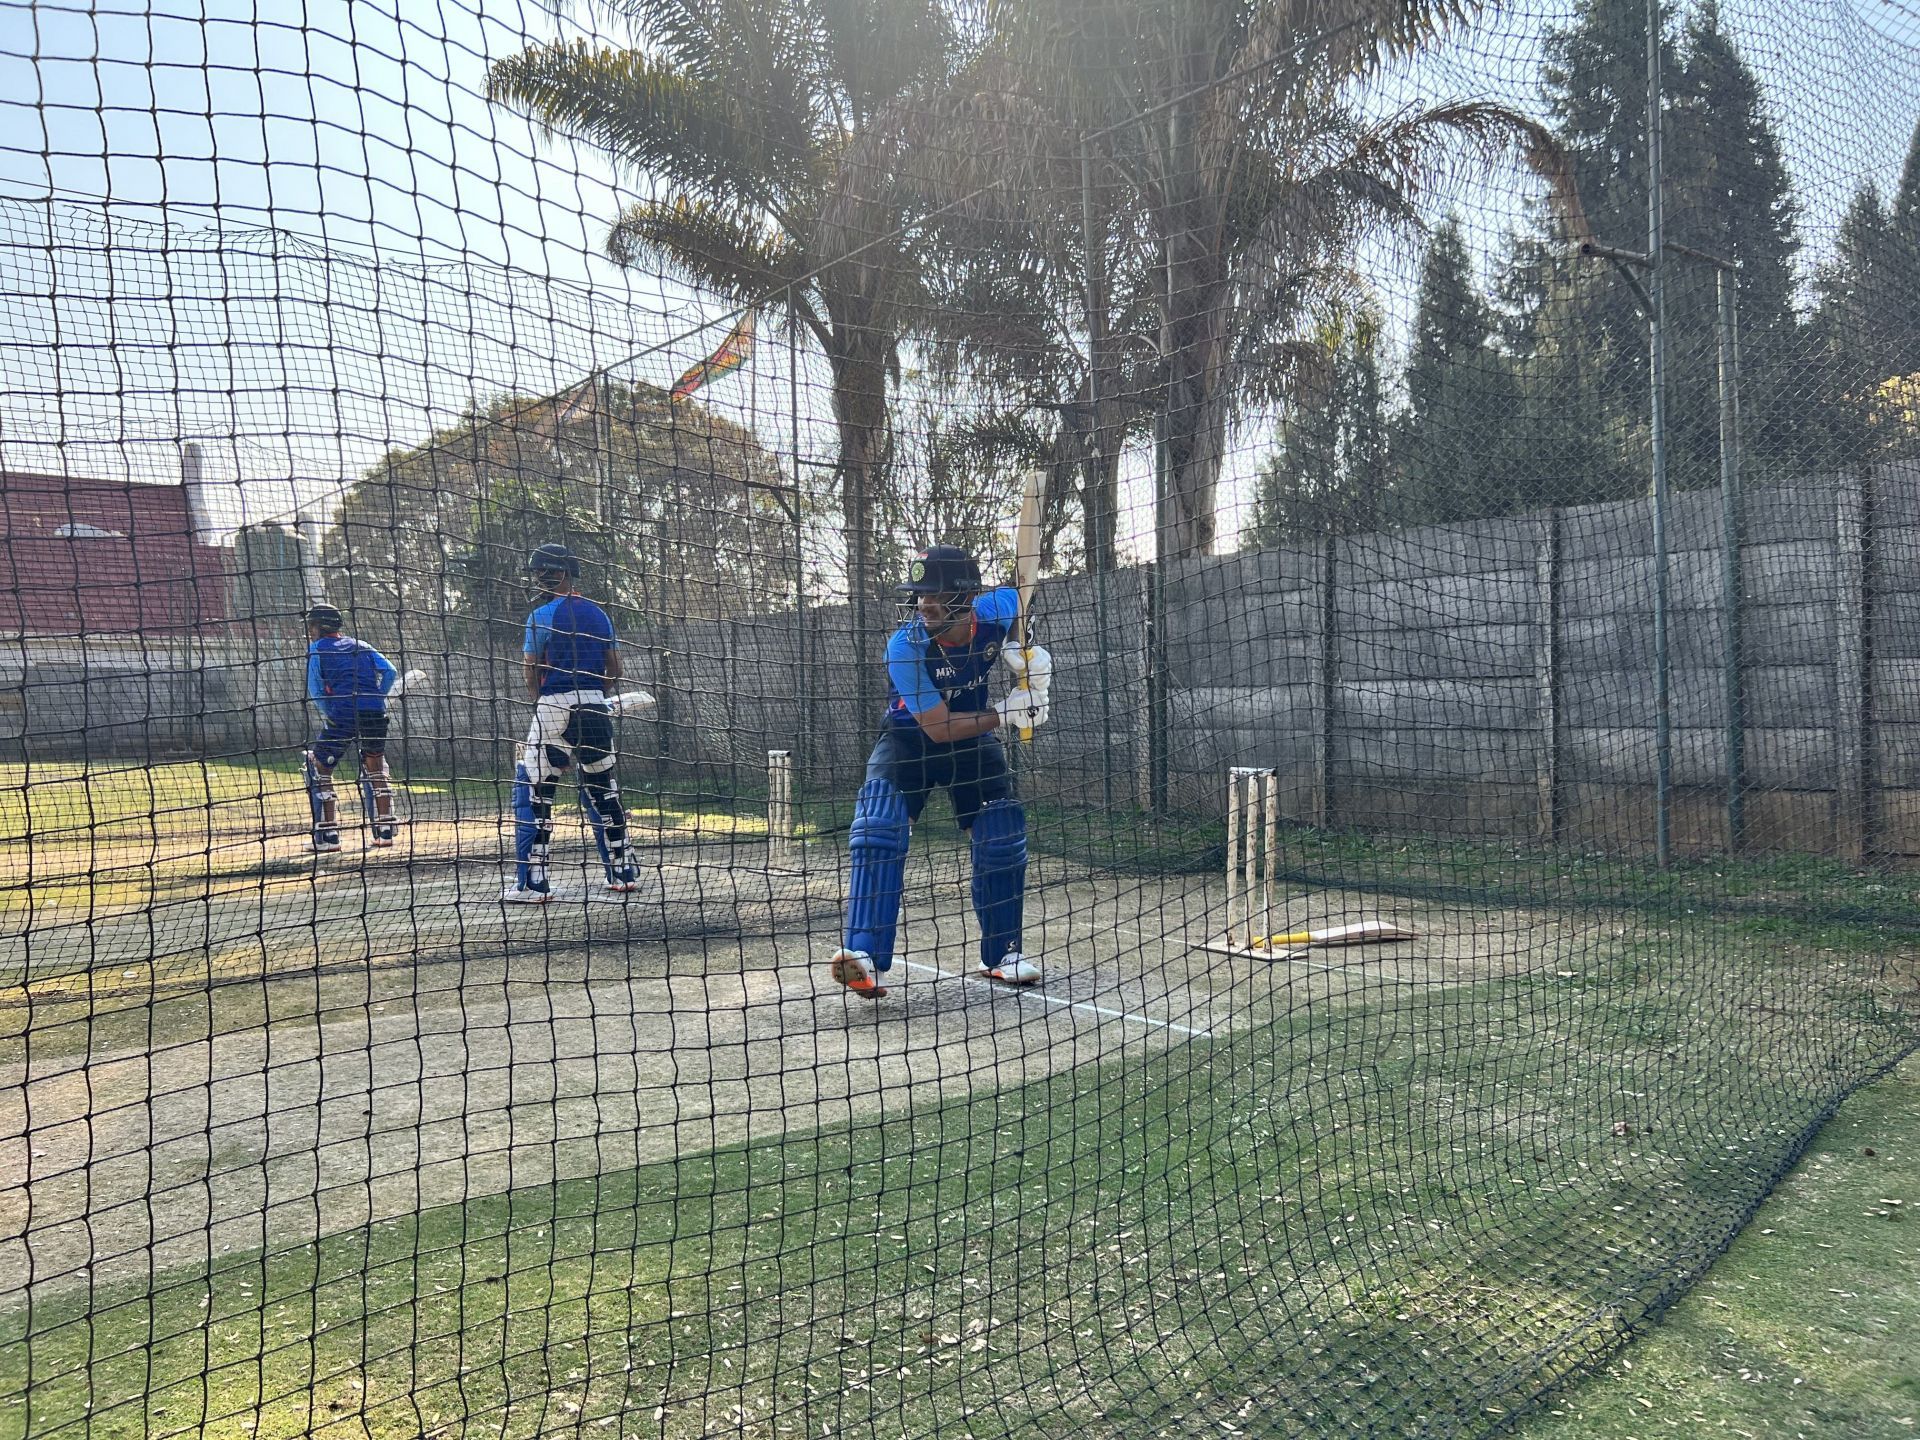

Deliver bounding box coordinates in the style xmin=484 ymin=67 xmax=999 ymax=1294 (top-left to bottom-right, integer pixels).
xmin=307 ymin=635 xmax=397 ymax=720
xmin=525 ymin=593 xmax=618 ymax=695
xmin=884 ymin=587 xmax=1020 ymax=734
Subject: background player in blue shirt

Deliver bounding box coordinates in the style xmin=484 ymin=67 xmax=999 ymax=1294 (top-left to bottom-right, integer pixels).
xmin=303 ymin=603 xmax=398 ymax=853
xmin=505 ymin=543 xmax=639 ymax=902
xmin=828 ymin=544 xmax=1053 ymax=998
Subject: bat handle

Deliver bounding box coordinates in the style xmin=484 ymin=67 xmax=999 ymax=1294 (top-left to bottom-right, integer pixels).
xmin=1017 ymin=644 xmax=1035 ymax=743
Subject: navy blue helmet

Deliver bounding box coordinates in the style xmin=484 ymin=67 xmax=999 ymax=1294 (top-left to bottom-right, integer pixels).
xmin=896 ymin=544 xmax=982 ymax=596
xmin=525 ymin=543 xmax=581 ymax=580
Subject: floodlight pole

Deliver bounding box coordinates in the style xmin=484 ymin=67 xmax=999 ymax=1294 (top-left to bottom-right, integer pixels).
xmin=1646 ymin=0 xmax=1674 ymax=869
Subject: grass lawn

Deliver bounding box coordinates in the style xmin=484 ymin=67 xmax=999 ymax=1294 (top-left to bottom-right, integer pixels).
xmin=0 ymin=759 xmax=801 ymax=920
xmin=2 ymin=773 xmax=1915 ymax=1437
xmin=4 ymin=955 xmax=1912 ymax=1440
xmin=1514 ymin=1051 xmax=1920 ymax=1440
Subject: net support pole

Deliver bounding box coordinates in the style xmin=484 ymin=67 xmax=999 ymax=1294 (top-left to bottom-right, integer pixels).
xmin=1717 ymin=266 xmax=1746 ymax=852
xmin=1083 ymin=142 xmax=1116 ymax=810
xmin=1152 ymin=197 xmax=1167 ymax=821
xmin=1646 ymin=0 xmax=1674 ymax=868
xmin=787 ymin=287 xmax=811 ymax=780
xmin=1835 ymin=471 xmax=1872 ymax=862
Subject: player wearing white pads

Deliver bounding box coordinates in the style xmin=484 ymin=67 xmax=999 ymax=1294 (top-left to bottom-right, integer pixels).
xmin=504 ymin=544 xmax=640 ymax=902
xmin=827 ymin=545 xmax=1053 ymax=999
xmin=302 ymin=604 xmax=399 ymax=852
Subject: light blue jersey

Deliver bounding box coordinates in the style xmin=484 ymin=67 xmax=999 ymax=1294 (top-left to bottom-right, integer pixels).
xmin=885 ymin=587 xmax=1020 ymax=732
xmin=306 ymin=635 xmax=397 ymax=722
xmin=525 ymin=594 xmax=618 ymax=695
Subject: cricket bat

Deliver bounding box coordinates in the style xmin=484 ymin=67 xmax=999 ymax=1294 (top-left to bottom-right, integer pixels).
xmin=605 ymin=689 xmax=656 ymax=715
xmin=1248 ymin=920 xmax=1420 ymax=948
xmin=1011 ymin=468 xmax=1045 ymax=743
xmin=387 ymin=669 xmax=429 ymax=701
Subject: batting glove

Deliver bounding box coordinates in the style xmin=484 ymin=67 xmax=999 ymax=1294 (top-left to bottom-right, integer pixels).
xmin=1000 ymin=644 xmax=1053 ymax=694
xmin=995 ymin=688 xmax=1050 ymax=733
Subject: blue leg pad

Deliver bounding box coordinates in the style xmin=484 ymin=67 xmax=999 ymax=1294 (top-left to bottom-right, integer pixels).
xmin=581 ymin=771 xmax=633 ymax=883
xmin=512 ymin=764 xmax=553 ymax=891
xmin=580 ymin=778 xmax=611 ymax=869
xmin=846 ymin=777 xmax=911 ymax=972
xmin=970 ymin=798 xmax=1027 ymax=970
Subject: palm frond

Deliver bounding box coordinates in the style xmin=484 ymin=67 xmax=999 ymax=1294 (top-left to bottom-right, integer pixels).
xmin=809 ymin=0 xmax=958 ymax=123
xmin=486 ymin=40 xmax=817 ymax=217
xmin=1345 ymin=101 xmax=1565 ymax=219
xmin=608 ymin=196 xmax=819 ymax=336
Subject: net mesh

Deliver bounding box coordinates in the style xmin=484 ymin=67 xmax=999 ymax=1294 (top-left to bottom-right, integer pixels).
xmin=2 ymin=1 xmax=1918 ymax=1436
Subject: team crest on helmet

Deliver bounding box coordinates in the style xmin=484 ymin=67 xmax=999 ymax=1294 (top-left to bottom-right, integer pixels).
xmin=910 ymin=560 xmax=927 ymax=582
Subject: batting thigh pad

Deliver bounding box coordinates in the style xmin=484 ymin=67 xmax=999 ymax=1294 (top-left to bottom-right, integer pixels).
xmin=969 ymin=797 xmax=1027 ymax=970
xmin=522 ymin=691 xmax=602 ymax=782
xmin=846 ymin=777 xmax=911 ymax=972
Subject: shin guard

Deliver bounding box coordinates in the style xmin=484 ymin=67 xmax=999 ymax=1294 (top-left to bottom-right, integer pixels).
xmin=304 ymin=752 xmax=339 ymax=849
xmin=580 ymin=766 xmax=634 ymax=885
xmin=360 ymin=759 xmax=396 ymax=844
xmin=513 ymin=764 xmax=556 ymax=891
xmin=970 ymin=798 xmax=1028 ymax=971
xmin=846 ymin=778 xmax=911 ymax=973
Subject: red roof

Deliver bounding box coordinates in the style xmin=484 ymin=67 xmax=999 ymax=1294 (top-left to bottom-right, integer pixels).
xmin=0 ymin=471 xmax=228 ymax=635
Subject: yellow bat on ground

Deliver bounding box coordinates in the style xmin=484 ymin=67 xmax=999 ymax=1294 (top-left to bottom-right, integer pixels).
xmin=1249 ymin=920 xmax=1420 ymax=948
xmin=1011 ymin=467 xmax=1045 ymax=743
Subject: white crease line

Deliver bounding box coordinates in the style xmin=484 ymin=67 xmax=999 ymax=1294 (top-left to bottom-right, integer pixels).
xmin=895 ymin=958 xmax=1211 ymax=1039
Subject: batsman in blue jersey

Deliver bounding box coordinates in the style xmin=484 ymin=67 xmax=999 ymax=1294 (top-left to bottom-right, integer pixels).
xmin=303 ymin=603 xmax=399 ymax=852
xmin=503 ymin=543 xmax=639 ymax=902
xmin=828 ymin=545 xmax=1053 ymax=999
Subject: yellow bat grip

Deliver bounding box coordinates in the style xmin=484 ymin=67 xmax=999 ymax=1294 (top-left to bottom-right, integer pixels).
xmin=1016 ymin=644 xmax=1035 ymax=743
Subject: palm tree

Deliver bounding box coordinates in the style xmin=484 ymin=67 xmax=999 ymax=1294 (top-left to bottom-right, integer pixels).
xmin=908 ymin=0 xmax=1570 ymax=559
xmin=486 ymin=0 xmax=955 ymax=659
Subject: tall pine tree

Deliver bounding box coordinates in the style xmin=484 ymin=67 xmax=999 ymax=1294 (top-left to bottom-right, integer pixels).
xmin=1883 ymin=120 xmax=1920 ymax=383
xmin=1246 ymin=306 xmax=1393 ymax=545
xmin=1664 ymin=0 xmax=1803 ymax=481
xmin=1810 ymin=177 xmax=1902 ymax=466
xmin=1393 ymin=217 xmax=1526 ymax=522
xmin=1503 ymin=0 xmax=1802 ymax=496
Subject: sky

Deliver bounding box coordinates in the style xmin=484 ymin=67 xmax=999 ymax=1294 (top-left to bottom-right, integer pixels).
xmin=2 ymin=0 xmax=1918 ymax=557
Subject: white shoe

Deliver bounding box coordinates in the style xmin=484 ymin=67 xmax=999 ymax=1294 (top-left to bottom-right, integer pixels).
xmin=981 ymin=954 xmax=1040 ymax=986
xmin=829 ymin=948 xmax=888 ymax=999
xmin=312 ymin=833 xmax=341 ymax=854
xmin=501 ymin=883 xmax=551 ymax=905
